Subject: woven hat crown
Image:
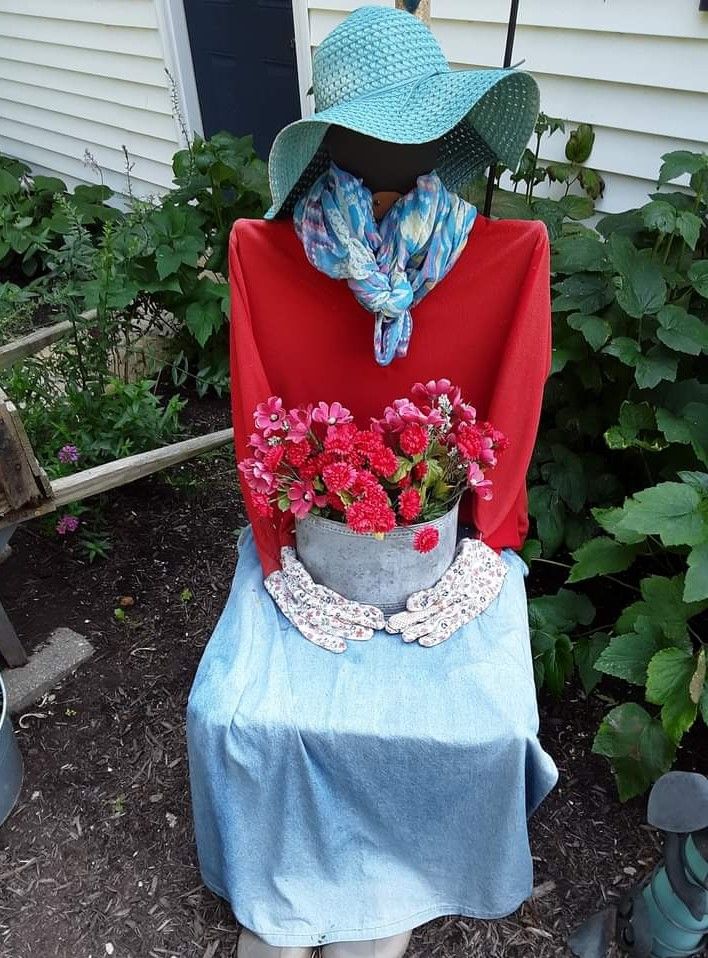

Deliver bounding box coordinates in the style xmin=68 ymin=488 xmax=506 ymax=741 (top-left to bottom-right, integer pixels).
xmin=313 ymin=6 xmax=448 ymax=113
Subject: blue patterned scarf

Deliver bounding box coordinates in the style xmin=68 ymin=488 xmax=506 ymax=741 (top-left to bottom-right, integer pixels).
xmin=293 ymin=161 xmax=477 ymax=366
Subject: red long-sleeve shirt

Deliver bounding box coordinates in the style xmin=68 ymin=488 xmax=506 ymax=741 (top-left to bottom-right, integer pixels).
xmin=229 ymin=215 xmax=551 ymax=576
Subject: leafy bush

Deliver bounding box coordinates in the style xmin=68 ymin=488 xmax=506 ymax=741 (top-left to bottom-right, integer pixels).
xmin=516 ymin=148 xmax=708 ymax=800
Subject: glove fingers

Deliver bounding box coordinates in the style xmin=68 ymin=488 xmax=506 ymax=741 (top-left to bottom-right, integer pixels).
xmin=265 ymin=571 xmax=349 ymax=653
xmin=282 ymin=555 xmax=384 ymax=631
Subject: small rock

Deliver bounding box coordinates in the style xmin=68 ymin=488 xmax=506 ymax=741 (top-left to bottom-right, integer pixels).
xmin=105 ymin=944 xmax=115 ymax=956
xmin=623 ymin=866 xmax=637 ymax=876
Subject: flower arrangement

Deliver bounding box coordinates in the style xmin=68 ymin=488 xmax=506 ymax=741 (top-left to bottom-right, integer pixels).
xmin=239 ymin=380 xmax=507 ymax=552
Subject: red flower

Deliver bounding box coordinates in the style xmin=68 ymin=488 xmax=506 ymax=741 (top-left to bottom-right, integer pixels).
xmin=322 ymin=461 xmax=357 ymax=493
xmin=324 ymin=422 xmax=358 ymax=455
xmin=352 ymin=470 xmax=385 ymax=498
xmin=263 ymin=445 xmax=285 ymax=471
xmin=368 ymin=445 xmax=398 ymax=478
xmin=398 ymin=487 xmax=422 ymax=522
xmin=399 ymin=423 xmax=428 ymax=457
xmin=284 ymin=439 xmax=311 ymax=466
xmin=412 ymin=461 xmax=428 ymax=481
xmin=354 ymin=429 xmax=385 ymax=456
xmin=455 ymin=424 xmax=484 ymax=461
xmin=413 ymin=526 xmax=439 ymax=554
xmin=346 ymin=496 xmax=396 ymax=535
xmin=326 ymin=491 xmax=346 ymax=512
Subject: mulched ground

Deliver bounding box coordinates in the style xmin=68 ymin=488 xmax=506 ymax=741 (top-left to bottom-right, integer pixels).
xmin=0 ymin=396 xmax=700 ymax=958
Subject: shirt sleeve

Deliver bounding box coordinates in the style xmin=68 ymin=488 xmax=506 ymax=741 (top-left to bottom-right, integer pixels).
xmin=229 ymin=222 xmax=294 ymax=577
xmin=467 ymin=221 xmax=552 ymax=552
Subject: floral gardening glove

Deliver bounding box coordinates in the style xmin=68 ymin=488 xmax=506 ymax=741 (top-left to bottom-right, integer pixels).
xmin=385 ymin=538 xmax=508 ymax=647
xmin=264 ymin=547 xmax=386 ymax=653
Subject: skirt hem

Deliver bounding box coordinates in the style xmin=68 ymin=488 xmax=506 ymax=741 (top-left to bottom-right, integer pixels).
xmin=200 ymin=872 xmax=533 ymax=948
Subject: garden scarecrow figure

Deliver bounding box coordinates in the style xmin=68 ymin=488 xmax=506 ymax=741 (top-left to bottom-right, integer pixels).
xmin=569 ymin=772 xmax=708 ymax=958
xmin=187 ymin=8 xmax=558 ymax=957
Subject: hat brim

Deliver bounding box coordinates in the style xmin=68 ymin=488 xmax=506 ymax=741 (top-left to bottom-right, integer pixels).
xmin=264 ymin=68 xmax=539 ymax=219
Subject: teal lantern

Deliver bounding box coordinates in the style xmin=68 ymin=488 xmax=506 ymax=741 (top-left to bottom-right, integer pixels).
xmin=569 ymin=772 xmax=708 ymax=958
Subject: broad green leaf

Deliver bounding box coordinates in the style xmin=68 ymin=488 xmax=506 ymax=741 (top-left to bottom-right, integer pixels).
xmin=155 ymin=245 xmax=183 ymax=280
xmin=641 ymin=200 xmax=676 ymax=234
xmin=685 ymin=543 xmax=708 ymax=602
xmin=593 ymin=702 xmax=675 ymax=801
xmin=634 ymin=346 xmax=678 ymax=389
xmin=616 ymin=574 xmax=708 ymax=647
xmin=566 ymin=124 xmax=595 ymax=164
xmin=185 ymin=300 xmax=223 ymax=347
xmin=646 ymin=648 xmax=700 ymax=742
xmin=578 ymin=167 xmax=605 ymax=200
xmin=574 ymin=632 xmax=610 ymax=694
xmin=541 ymin=444 xmax=587 ymax=512
xmin=558 ymin=194 xmax=594 ymax=221
xmin=679 ymin=471 xmax=708 ymax=493
xmin=659 ymin=402 xmax=708 ymax=465
xmin=553 ymin=273 xmax=615 ymax=314
xmin=552 ymin=236 xmax=610 ymax=274
xmin=675 ymin=211 xmax=702 ymax=250
xmin=528 ymin=485 xmax=565 ymax=555
xmin=595 ymin=632 xmax=658 ymax=685
xmin=609 ymin=235 xmax=667 ymax=318
xmin=532 ymin=632 xmax=574 ymax=697
xmin=688 ymin=261 xmax=708 ymax=298
xmin=701 ymin=685 xmax=708 ymax=726
xmin=568 ymin=537 xmax=640 ymax=582
xmin=689 ymin=648 xmax=706 ymax=705
xmin=567 ymin=312 xmax=611 ymax=350
xmin=617 ymin=482 xmax=707 ymax=547
xmin=519 ymin=538 xmax=541 ymax=566
xmin=604 ymin=401 xmax=659 ymax=451
xmin=592 ymin=506 xmax=646 ymax=545
xmin=529 ymin=588 xmax=595 ymax=633
xmin=656 ymin=305 xmax=708 ymax=356
xmin=596 ymin=210 xmax=645 ymax=240
xmin=603 ymin=336 xmax=641 ymax=366
xmin=657 ymin=150 xmax=708 ymax=187
xmin=0 ymin=168 xmax=20 ymax=196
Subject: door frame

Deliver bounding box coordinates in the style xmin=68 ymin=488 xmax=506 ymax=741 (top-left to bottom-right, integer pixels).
xmin=292 ymin=0 xmax=314 ymax=118
xmin=154 ymin=0 xmax=205 ymax=144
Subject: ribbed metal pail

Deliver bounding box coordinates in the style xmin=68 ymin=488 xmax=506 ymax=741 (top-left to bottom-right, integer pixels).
xmin=295 ymin=501 xmax=459 ymax=615
xmin=0 ymin=673 xmax=23 ymax=827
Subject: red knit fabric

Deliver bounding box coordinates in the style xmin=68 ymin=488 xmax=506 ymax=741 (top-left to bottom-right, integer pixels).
xmin=229 ymin=215 xmax=551 ymax=576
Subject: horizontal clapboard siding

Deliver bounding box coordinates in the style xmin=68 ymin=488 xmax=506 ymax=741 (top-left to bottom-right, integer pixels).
xmin=0 ymin=1 xmax=183 ymax=198
xmin=304 ymin=0 xmax=708 ymax=213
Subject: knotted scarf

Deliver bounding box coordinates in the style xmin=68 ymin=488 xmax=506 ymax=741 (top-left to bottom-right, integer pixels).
xmin=293 ymin=161 xmax=477 ymax=366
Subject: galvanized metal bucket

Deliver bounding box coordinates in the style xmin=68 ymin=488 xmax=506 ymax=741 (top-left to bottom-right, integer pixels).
xmin=296 ymin=500 xmax=459 ymax=615
xmin=0 ymin=673 xmax=23 ymax=827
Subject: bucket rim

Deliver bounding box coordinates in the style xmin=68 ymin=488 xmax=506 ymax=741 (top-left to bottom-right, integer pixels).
xmin=295 ymin=497 xmax=460 ymax=541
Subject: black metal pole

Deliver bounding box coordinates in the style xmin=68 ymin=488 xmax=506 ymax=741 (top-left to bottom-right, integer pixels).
xmin=482 ymin=0 xmax=521 ymax=217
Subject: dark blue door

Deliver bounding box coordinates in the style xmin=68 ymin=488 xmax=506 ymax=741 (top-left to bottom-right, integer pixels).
xmin=184 ymin=0 xmax=301 ymax=158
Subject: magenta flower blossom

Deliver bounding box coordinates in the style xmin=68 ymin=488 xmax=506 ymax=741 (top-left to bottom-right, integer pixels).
xmin=58 ymin=444 xmax=80 ymax=464
xmin=285 ymin=406 xmax=313 ymax=443
xmin=248 ymin=431 xmax=271 ymax=455
xmin=412 ymin=379 xmax=461 ymax=405
xmin=287 ymin=479 xmax=327 ymax=519
xmin=238 ymin=457 xmax=276 ymax=494
xmin=56 ymin=514 xmax=80 ymax=535
xmin=466 ymin=461 xmax=494 ymax=499
xmin=311 ymin=401 xmax=353 ymax=427
xmin=254 ymin=396 xmax=286 ymax=437
xmin=454 ymin=402 xmax=477 ymax=424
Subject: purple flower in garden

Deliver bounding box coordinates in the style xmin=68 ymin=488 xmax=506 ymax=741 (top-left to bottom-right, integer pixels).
xmin=58 ymin=444 xmax=80 ymax=464
xmin=56 ymin=515 xmax=80 ymax=535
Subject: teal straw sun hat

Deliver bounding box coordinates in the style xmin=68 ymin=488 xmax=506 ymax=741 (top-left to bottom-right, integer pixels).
xmin=265 ymin=5 xmax=539 ymax=219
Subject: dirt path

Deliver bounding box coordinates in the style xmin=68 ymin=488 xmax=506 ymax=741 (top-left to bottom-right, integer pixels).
xmin=0 ymin=401 xmax=676 ymax=958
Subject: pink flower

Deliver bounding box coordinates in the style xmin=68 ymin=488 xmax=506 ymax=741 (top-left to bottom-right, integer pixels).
xmin=248 ymin=432 xmax=271 ymax=455
xmin=239 ymin=457 xmax=276 ymax=494
xmin=322 ymin=461 xmax=357 ymax=493
xmin=287 ymin=479 xmax=327 ymax=519
xmin=412 ymin=379 xmax=460 ymax=404
xmin=466 ymin=461 xmax=494 ymax=500
xmin=58 ymin=444 xmax=79 ymax=464
xmin=368 ymin=445 xmax=398 ymax=478
xmin=285 ymin=406 xmax=313 ymax=443
xmin=56 ymin=514 xmax=80 ymax=535
xmin=312 ymin=401 xmax=353 ymax=426
xmin=399 ymin=423 xmax=428 ymax=457
xmin=454 ymin=402 xmax=477 ymax=424
xmin=413 ymin=526 xmax=439 ymax=554
xmin=254 ymin=396 xmax=286 ymax=437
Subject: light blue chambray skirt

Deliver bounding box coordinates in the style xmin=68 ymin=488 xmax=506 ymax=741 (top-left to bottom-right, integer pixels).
xmin=187 ymin=527 xmax=558 ymax=948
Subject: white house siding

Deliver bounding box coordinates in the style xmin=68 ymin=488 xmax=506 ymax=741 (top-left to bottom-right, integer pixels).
xmin=301 ymin=0 xmax=708 ymax=213
xmin=0 ymin=0 xmax=187 ymax=198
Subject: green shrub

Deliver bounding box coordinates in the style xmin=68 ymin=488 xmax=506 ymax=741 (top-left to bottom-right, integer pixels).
xmin=516 ymin=148 xmax=708 ymax=801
